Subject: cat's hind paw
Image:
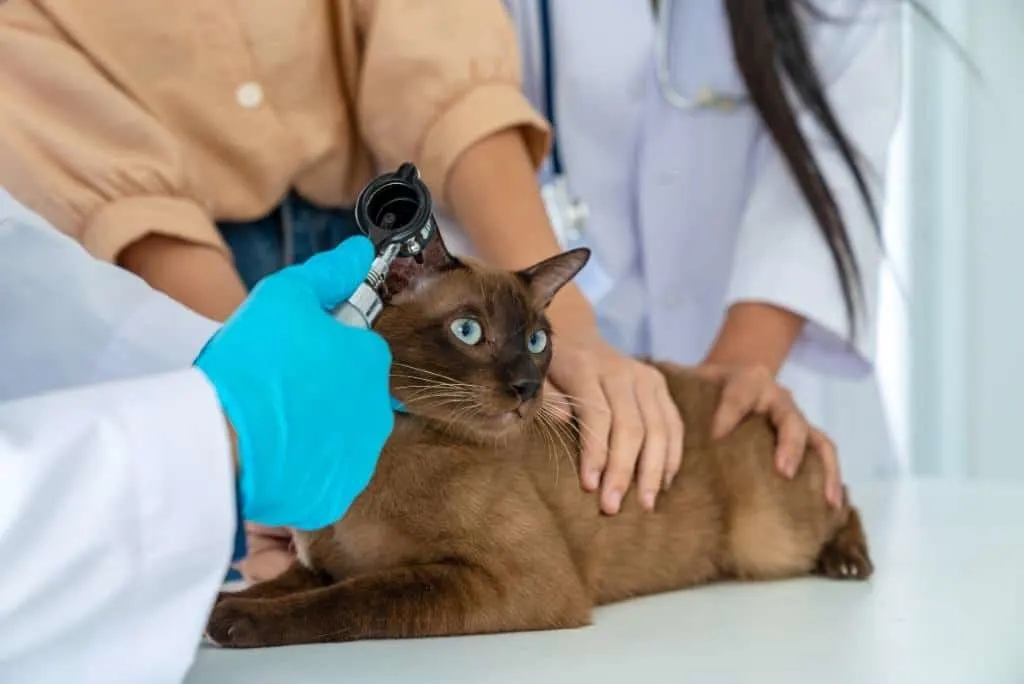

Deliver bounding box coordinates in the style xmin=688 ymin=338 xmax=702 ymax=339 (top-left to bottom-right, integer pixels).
xmin=814 ymin=507 xmax=874 ymax=581
xmin=816 ymin=542 xmax=873 ymax=579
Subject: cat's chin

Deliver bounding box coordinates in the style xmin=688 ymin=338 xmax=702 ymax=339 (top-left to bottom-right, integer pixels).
xmin=398 ymin=396 xmax=538 ymax=443
xmin=494 ymin=408 xmax=528 ymax=426
xmin=476 ymin=408 xmax=529 ymax=432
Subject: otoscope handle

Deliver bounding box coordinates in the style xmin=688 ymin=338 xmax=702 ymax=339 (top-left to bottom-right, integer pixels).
xmin=333 ymin=283 xmax=381 ymax=329
xmin=330 ymin=244 xmax=400 ymax=329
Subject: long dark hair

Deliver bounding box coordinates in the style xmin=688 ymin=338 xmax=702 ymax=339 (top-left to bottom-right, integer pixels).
xmin=725 ymin=0 xmax=884 ymax=340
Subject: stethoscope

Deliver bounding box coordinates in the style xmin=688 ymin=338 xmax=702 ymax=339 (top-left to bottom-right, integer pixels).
xmin=537 ymin=0 xmax=749 ymax=173
xmin=537 ymin=0 xmax=565 ymax=176
xmin=653 ymin=0 xmax=750 ymax=111
xmin=534 ymin=0 xmax=749 ymax=305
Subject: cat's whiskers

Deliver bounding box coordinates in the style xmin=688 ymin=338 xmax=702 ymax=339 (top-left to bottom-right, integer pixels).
xmin=418 ymin=397 xmax=476 ymax=413
xmin=440 ymin=392 xmax=483 ymax=421
xmin=394 ymin=380 xmax=526 ymax=441
xmin=389 ymin=372 xmax=490 ymax=413
xmin=542 ymin=391 xmax=613 ymax=416
xmin=445 ymin=400 xmax=491 ymax=436
xmin=408 ymin=392 xmax=482 ymax=417
xmin=395 ymin=382 xmax=475 ymax=393
xmin=392 ymin=361 xmax=461 ymax=380
xmin=394 ymin=384 xmax=475 ymax=399
xmin=398 ymin=392 xmax=473 ymax=410
xmin=392 ymin=367 xmax=605 ymax=450
xmin=389 ymin=373 xmax=487 ymax=391
xmin=392 ymin=362 xmax=486 ymax=389
xmin=389 ymin=379 xmax=483 ymax=394
xmin=538 ymin=404 xmax=576 ymax=454
xmin=393 ymin=381 xmax=477 ymax=404
xmin=532 ymin=409 xmax=556 ymax=457
xmin=466 ymin=403 xmax=488 ymax=426
xmin=534 ymin=410 xmax=563 ymax=486
xmin=538 ymin=392 xmax=613 ymax=447
xmin=537 ymin=405 xmax=582 ymax=486
xmin=541 ymin=405 xmax=601 ymax=452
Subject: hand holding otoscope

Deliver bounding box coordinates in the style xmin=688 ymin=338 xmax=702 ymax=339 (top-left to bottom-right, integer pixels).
xmin=193 ymin=163 xmax=434 ymax=536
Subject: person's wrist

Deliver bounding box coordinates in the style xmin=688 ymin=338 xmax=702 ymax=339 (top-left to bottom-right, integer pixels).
xmin=703 ymin=302 xmax=805 ymax=376
xmin=119 ymin=234 xmax=248 ymax=322
xmin=546 ymin=284 xmax=599 ymax=339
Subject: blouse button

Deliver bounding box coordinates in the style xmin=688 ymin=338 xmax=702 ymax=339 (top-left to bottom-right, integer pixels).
xmin=236 ymin=82 xmax=264 ymax=109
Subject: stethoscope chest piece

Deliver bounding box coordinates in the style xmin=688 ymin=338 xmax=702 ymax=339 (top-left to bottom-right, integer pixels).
xmin=654 ymin=0 xmax=749 ymax=112
xmin=541 ymin=175 xmax=589 ymax=247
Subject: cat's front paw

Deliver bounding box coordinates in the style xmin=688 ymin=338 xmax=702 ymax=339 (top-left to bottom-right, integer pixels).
xmin=815 ymin=508 xmax=874 ymax=581
xmin=205 ymin=599 xmax=265 ymax=648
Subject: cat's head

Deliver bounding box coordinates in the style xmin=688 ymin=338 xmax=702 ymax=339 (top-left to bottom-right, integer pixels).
xmin=374 ymin=235 xmax=590 ymax=441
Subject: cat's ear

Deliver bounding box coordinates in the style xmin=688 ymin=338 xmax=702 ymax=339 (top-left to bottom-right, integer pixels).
xmin=383 ymin=231 xmax=463 ymax=300
xmin=517 ymin=248 xmax=591 ymax=308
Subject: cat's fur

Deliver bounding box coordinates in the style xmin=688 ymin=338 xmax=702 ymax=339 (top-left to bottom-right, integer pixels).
xmin=206 ymin=245 xmax=872 ymax=648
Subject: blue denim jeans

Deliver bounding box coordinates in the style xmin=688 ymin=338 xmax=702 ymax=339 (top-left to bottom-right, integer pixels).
xmin=215 ymin=192 xmax=358 ymax=582
xmin=217 ymin=192 xmax=361 ymax=290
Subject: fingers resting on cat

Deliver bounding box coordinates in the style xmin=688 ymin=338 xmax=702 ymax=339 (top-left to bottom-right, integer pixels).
xmin=698 ymin=363 xmax=843 ymax=508
xmin=547 ymin=336 xmax=684 ymax=516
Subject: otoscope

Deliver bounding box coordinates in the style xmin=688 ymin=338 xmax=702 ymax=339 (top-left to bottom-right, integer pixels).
xmin=332 ymin=162 xmax=438 ymax=329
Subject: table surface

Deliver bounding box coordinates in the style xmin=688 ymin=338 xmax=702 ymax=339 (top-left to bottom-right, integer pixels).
xmin=186 ymin=479 xmax=1024 ymax=684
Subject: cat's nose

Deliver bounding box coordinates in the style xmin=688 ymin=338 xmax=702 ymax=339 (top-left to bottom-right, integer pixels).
xmin=509 ymin=378 xmax=541 ymax=401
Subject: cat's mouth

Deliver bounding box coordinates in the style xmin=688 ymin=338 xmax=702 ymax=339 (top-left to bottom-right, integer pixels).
xmin=488 ymin=401 xmax=532 ymax=423
xmin=510 ymin=402 xmax=530 ymax=419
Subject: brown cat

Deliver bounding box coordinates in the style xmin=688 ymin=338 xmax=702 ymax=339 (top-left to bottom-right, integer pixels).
xmin=205 ymin=243 xmax=872 ymax=648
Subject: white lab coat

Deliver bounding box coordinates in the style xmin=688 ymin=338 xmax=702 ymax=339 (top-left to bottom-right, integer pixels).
xmin=0 ymin=189 xmax=234 ymax=683
xmin=444 ymin=0 xmax=902 ymax=476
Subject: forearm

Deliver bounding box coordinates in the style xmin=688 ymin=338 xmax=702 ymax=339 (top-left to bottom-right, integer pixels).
xmin=703 ymin=302 xmax=806 ymax=376
xmin=118 ymin=234 xmax=247 ymax=322
xmin=446 ymin=127 xmax=596 ymax=332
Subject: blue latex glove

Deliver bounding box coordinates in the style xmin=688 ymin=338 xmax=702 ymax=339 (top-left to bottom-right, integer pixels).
xmin=195 ymin=236 xmax=394 ymax=531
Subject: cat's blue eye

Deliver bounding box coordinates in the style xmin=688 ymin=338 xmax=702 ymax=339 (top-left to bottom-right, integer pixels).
xmin=450 ymin=317 xmax=483 ymax=345
xmin=527 ymin=329 xmax=548 ymax=354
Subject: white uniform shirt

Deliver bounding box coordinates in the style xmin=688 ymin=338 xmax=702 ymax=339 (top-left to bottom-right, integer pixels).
xmin=0 ymin=188 xmax=235 ymax=683
xmin=446 ymin=0 xmax=903 ymax=475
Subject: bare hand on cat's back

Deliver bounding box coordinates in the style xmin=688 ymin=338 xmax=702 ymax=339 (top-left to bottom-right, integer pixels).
xmin=236 ymin=524 xmax=294 ymax=583
xmin=548 ymin=336 xmax=684 ymax=516
xmin=698 ymin=363 xmax=843 ymax=508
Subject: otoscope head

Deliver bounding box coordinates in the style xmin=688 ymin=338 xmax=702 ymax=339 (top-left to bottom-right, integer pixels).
xmin=354 ymin=162 xmax=437 ymax=262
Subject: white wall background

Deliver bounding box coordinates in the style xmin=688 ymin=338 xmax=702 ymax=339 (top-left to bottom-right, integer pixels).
xmin=904 ymin=0 xmax=1024 ymax=480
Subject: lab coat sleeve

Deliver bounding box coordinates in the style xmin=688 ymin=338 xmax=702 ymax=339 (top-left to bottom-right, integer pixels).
xmin=0 ymin=191 xmax=220 ymax=402
xmin=725 ymin=1 xmax=902 ymax=377
xmin=0 ymin=369 xmax=237 ymax=684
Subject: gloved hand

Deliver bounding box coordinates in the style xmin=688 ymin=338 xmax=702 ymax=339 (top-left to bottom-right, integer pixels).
xmin=195 ymin=236 xmax=394 ymax=531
